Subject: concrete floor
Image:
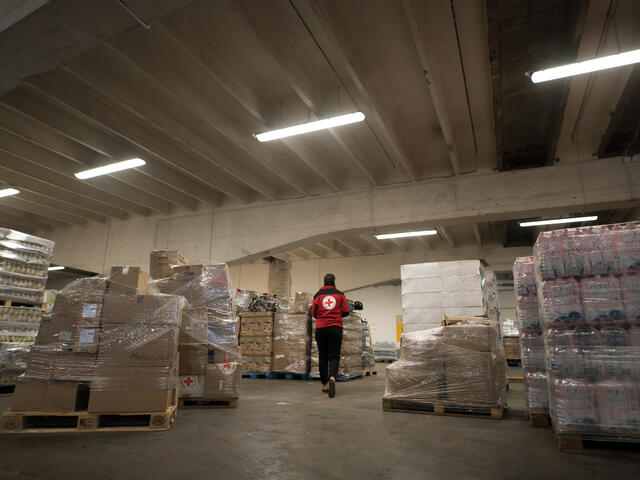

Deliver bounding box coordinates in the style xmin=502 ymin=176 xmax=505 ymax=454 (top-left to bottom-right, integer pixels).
xmin=0 ymin=367 xmax=638 ymax=480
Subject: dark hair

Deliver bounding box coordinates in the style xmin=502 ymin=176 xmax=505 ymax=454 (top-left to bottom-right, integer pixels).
xmin=324 ymin=273 xmax=336 ymax=286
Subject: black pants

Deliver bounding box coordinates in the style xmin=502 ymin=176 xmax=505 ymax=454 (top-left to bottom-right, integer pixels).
xmin=315 ymin=326 xmax=343 ymax=384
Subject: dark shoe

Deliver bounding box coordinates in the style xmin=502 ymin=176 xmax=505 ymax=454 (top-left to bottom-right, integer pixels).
xmin=328 ymin=379 xmax=336 ymax=398
xmin=322 ymin=387 xmax=329 ymax=394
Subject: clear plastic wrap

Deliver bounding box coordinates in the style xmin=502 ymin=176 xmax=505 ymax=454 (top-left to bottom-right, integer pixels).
xmin=310 ymin=312 xmax=364 ymax=379
xmin=534 ymin=223 xmax=640 ymax=439
xmin=383 ymin=319 xmax=506 ymax=409
xmin=240 ymin=312 xmax=274 ymax=372
xmin=11 ymin=266 xmax=186 ymax=413
xmin=272 ymin=313 xmax=310 ymax=374
xmin=373 ymin=341 xmax=399 ymax=362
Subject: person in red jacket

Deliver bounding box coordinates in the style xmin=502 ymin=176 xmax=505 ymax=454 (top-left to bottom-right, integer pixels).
xmin=312 ymin=273 xmax=350 ymax=398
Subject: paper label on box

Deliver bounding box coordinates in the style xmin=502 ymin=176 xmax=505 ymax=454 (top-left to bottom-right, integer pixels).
xmin=82 ymin=303 xmax=99 ymax=318
xmin=78 ymin=329 xmax=96 ymax=344
xmin=275 ymin=354 xmax=284 ymax=359
xmin=59 ymin=330 xmax=72 ymax=341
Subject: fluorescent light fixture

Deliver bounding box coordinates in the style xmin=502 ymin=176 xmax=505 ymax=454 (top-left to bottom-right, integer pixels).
xmin=531 ymin=48 xmax=640 ymax=83
xmin=375 ymin=230 xmax=438 ymax=240
xmin=0 ymin=188 xmax=19 ymax=198
xmin=255 ymin=112 xmax=365 ymax=142
xmin=48 ymin=266 xmax=64 ymax=271
xmin=75 ymin=158 xmax=146 ymax=179
xmin=519 ymin=216 xmax=598 ymax=227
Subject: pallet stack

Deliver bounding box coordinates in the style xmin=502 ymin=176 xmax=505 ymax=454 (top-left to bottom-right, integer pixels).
xmin=0 ymin=228 xmax=54 ymax=390
xmin=383 ymin=318 xmax=506 ymax=419
xmin=154 ymin=260 xmax=241 ymax=407
xmin=272 ymin=311 xmax=311 ymax=376
xmin=240 ymin=312 xmax=274 ymax=373
xmin=533 ymin=223 xmax=640 ymax=450
xmin=2 ymin=267 xmax=182 ymax=433
xmin=361 ymin=319 xmax=376 ymax=375
xmin=513 ymin=256 xmax=549 ymax=427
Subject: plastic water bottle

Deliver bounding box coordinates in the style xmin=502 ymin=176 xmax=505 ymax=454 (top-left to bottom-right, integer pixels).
xmin=621 ymin=273 xmax=640 ymax=323
xmin=565 ymin=228 xmax=591 ymax=277
xmin=553 ymin=378 xmax=598 ymax=432
xmin=594 ymin=381 xmax=639 ymax=432
xmin=517 ymin=295 xmax=541 ymax=331
xmin=588 ymin=225 xmax=615 ymax=275
xmin=600 ymin=326 xmax=631 ymax=380
xmin=573 ymin=327 xmax=600 ymax=379
xmin=521 ymin=331 xmax=546 ymax=371
xmin=524 ymin=372 xmax=549 ymax=411
xmin=540 ymin=278 xmax=583 ymax=326
xmin=536 ymin=231 xmax=566 ymax=279
xmin=612 ymin=224 xmax=640 ymax=273
xmin=579 ymin=275 xmax=623 ymax=325
xmin=546 ymin=328 xmax=578 ymax=378
xmin=513 ymin=256 xmax=536 ymax=295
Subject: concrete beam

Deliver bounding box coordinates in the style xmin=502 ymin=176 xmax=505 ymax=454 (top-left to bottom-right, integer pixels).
xmin=0 ymin=211 xmax=52 ymax=233
xmin=0 ymin=203 xmax=68 ymax=229
xmin=16 ymin=190 xmax=107 ymax=224
xmin=25 ymin=71 xmax=251 ymax=204
xmin=209 ymin=156 xmax=639 ymax=262
xmin=302 ymin=244 xmax=330 ymax=259
xmin=0 ymin=197 xmax=82 ymax=227
xmin=358 ymin=234 xmax=388 ymax=254
xmin=472 ymin=223 xmax=482 ymax=246
xmin=438 ymin=226 xmax=455 ymax=248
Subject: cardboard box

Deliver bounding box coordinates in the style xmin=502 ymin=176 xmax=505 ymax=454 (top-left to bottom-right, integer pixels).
xmin=150 ymin=250 xmax=187 ymax=279
xmin=240 ymin=335 xmax=272 ymax=355
xmin=242 ymin=355 xmax=271 ymax=372
xmin=240 ymin=313 xmax=273 ymax=336
xmin=35 ymin=314 xmax=76 ymax=346
xmin=274 ymin=313 xmax=310 ymax=337
xmin=292 ymin=292 xmax=313 ymax=314
xmin=53 ymin=278 xmax=107 ymax=306
xmin=178 ymin=344 xmax=207 ymax=375
xmin=98 ymin=323 xmax=179 ymax=367
xmin=272 ymin=351 xmax=310 ymax=373
xmin=88 ymin=366 xmax=177 ymax=412
xmin=180 ymin=308 xmax=208 ymax=344
xmin=72 ymin=326 xmax=100 ymax=353
xmin=51 ymin=295 xmax=103 ymax=327
xmin=43 ymin=381 xmax=90 ymax=412
xmin=209 ymin=317 xmax=239 ymax=344
xmin=442 ymin=320 xmax=498 ymax=352
xmin=385 ymin=361 xmax=444 ymax=402
xmin=179 ymin=375 xmax=204 ymax=398
xmin=107 ymin=266 xmax=151 ymax=295
xmin=52 ymin=351 xmax=97 ymax=381
xmin=210 ymin=346 xmax=241 ymax=363
xmin=88 ymin=388 xmax=176 ymax=413
xmin=102 ymin=294 xmax=183 ymax=326
xmin=444 ymin=349 xmax=505 ymax=406
xmin=11 ymin=381 xmax=47 ymax=411
xmin=204 ymin=363 xmax=241 ymax=399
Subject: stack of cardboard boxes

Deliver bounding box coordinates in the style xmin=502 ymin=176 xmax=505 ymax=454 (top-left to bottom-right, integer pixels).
xmin=149 ymin=250 xmax=188 ymax=280
xmin=153 ymin=260 xmax=241 ymax=402
xmin=272 ymin=312 xmax=311 ymax=374
xmin=11 ymin=267 xmax=183 ymax=414
xmin=384 ymin=319 xmax=506 ymax=410
xmin=239 ymin=312 xmax=273 ymax=372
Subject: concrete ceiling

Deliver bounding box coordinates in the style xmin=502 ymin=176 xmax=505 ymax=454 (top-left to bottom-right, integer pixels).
xmin=0 ymin=0 xmax=638 ymax=238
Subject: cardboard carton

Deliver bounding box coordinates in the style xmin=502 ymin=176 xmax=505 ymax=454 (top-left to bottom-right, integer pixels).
xmin=180 ymin=308 xmax=208 ymax=344
xmin=89 ymin=387 xmax=176 ymax=413
xmin=242 ymin=355 xmax=271 ymax=372
xmin=43 ymin=381 xmax=90 ymax=412
xmin=102 ymin=294 xmax=182 ymax=326
xmin=272 ymin=351 xmax=310 ymax=373
xmin=240 ymin=335 xmax=272 ymax=355
xmin=443 ymin=348 xmax=505 ymax=406
xmin=442 ymin=320 xmax=498 ymax=352
xmin=385 ymin=361 xmax=444 ymax=402
xmin=11 ymin=381 xmax=47 ymax=411
xmin=72 ymin=325 xmax=100 ymax=353
xmin=97 ymin=324 xmax=178 ymax=367
xmin=178 ymin=344 xmax=207 ymax=375
xmin=51 ymin=295 xmax=103 ymax=328
xmin=52 ymin=351 xmax=97 ymax=381
xmin=292 ymin=292 xmax=313 ymax=314
xmin=210 ymin=346 xmax=241 ymax=363
xmin=204 ymin=363 xmax=241 ymax=399
xmin=179 ymin=375 xmax=204 ymax=398
xmin=240 ymin=312 xmax=273 ymax=336
xmin=150 ymin=250 xmax=187 ymax=279
xmin=35 ymin=314 xmax=76 ymax=346
xmin=107 ymin=266 xmax=151 ymax=295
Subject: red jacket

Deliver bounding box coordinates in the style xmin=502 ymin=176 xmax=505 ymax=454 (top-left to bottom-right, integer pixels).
xmin=312 ymin=286 xmax=350 ymax=328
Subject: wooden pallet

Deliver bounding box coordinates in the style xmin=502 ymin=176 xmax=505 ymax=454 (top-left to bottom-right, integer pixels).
xmin=269 ymin=372 xmax=312 ymax=381
xmin=242 ymin=371 xmax=274 ymax=379
xmin=529 ymin=413 xmax=551 ymax=428
xmin=363 ymin=371 xmax=377 ymax=376
xmin=382 ymin=398 xmax=504 ymax=419
xmin=0 ymin=405 xmax=177 ymax=434
xmin=554 ymin=432 xmax=640 ymax=455
xmin=179 ymin=398 xmax=237 ymax=409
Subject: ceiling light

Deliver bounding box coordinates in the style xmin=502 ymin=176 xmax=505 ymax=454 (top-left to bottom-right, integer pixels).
xmin=531 ymin=48 xmax=640 ymax=83
xmin=519 ymin=216 xmax=598 ymax=227
xmin=375 ymin=230 xmax=438 ymax=240
xmin=48 ymin=266 xmax=64 ymax=271
xmin=255 ymin=112 xmax=365 ymax=142
xmin=0 ymin=188 xmax=20 ymax=198
xmin=75 ymin=158 xmax=146 ymax=179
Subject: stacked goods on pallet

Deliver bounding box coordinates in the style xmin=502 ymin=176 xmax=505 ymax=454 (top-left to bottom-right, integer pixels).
xmin=400 ymin=260 xmax=495 ymax=333
xmin=483 ymin=270 xmax=500 ymax=322
xmin=374 ymin=341 xmax=399 ymax=362
xmin=500 ymin=318 xmax=521 ymax=362
xmin=0 ymin=229 xmax=54 ymax=388
xmin=149 ymin=250 xmax=188 ymax=280
xmin=361 ymin=319 xmax=376 ymax=373
xmin=383 ymin=318 xmax=506 ymax=415
xmin=533 ymin=224 xmax=640 ymax=442
xmin=240 ymin=312 xmax=273 ymax=372
xmin=235 ymin=289 xmax=257 ymax=313
xmin=272 ymin=312 xmax=311 ymax=374
xmin=513 ymin=257 xmax=548 ymax=419
xmin=154 ymin=262 xmax=241 ymax=403
xmin=3 ymin=267 xmax=183 ymax=431
xmin=310 ymin=312 xmax=364 ymax=380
